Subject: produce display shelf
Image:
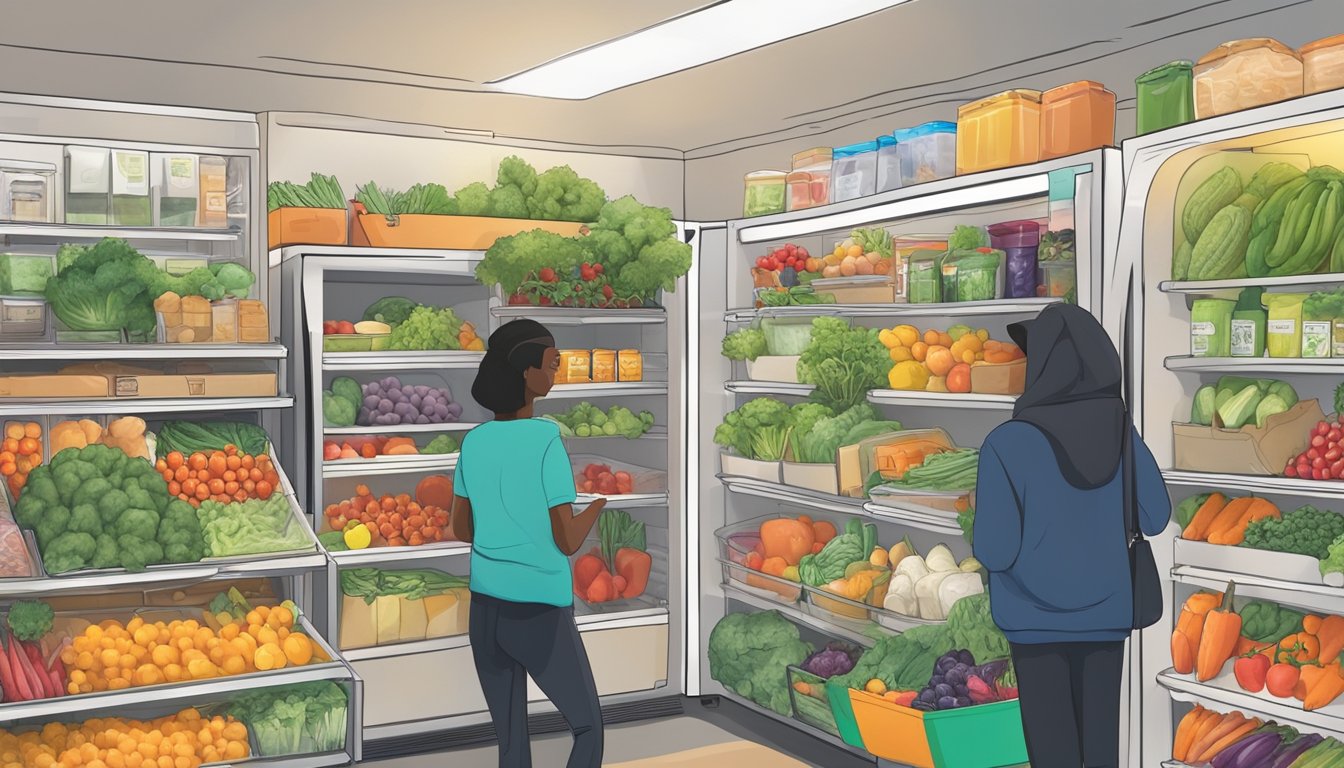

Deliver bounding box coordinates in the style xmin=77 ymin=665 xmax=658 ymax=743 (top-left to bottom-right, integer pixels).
xmin=866 ymin=389 xmax=1016 ymax=409
xmin=490 ymin=305 xmax=667 ymax=325
xmin=723 ymin=582 xmax=877 ymax=649
xmin=543 ymin=382 xmax=668 ymax=398
xmin=234 ymin=750 xmax=353 ymax=768
xmin=0 ymin=342 xmax=287 ymax=361
xmin=863 ymin=500 xmax=965 ymax=536
xmin=321 ymin=350 xmax=486 ymax=371
xmin=0 ymin=222 xmax=242 ymax=242
xmin=339 ymin=634 xmax=471 ymax=663
xmin=1162 ymin=470 xmax=1344 ymax=500
xmin=1157 ymin=668 xmax=1344 ymax=740
xmin=576 ymin=492 xmax=669 ymax=508
xmin=724 ymin=381 xmax=815 ymax=397
xmin=1171 ymin=565 xmax=1344 ymax=615
xmin=718 ymin=475 xmax=867 ymax=517
xmin=1160 ymin=273 xmax=1344 ymax=294
xmin=0 ymin=548 xmax=330 ymax=597
xmin=328 ymin=542 xmax=471 ymax=566
xmin=270 ymin=245 xmax=485 ymax=265
xmin=574 ymin=606 xmax=670 ymax=632
xmin=724 ymin=297 xmax=1061 ymax=323
xmin=717 ymin=690 xmax=870 ymax=760
xmin=561 ymin=425 xmax=670 ymax=441
xmin=0 ymin=396 xmax=294 ymax=416
xmin=322 ymin=454 xmax=458 ymax=478
xmin=1165 ymin=356 xmax=1344 ymax=373
xmin=323 ymin=422 xmax=481 ymax=436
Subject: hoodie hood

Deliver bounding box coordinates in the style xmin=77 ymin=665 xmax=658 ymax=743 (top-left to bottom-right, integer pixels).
xmin=1008 ymin=304 xmax=1127 ymax=489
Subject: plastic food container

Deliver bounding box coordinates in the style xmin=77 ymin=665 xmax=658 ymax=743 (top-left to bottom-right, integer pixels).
xmin=1136 ymin=60 xmax=1195 ymax=135
xmin=943 ymin=250 xmax=1003 ymax=303
xmin=875 ymin=135 xmax=901 ymax=194
xmin=719 ymin=451 xmax=781 ymax=483
xmin=0 ymin=161 xmax=55 ymax=223
xmin=1194 ymin=38 xmax=1303 ymax=119
xmin=788 ymin=148 xmax=832 ymax=211
xmin=804 ymin=581 xmax=885 ymax=624
xmin=743 ymin=170 xmax=787 ymax=218
xmin=1302 ymin=34 xmax=1344 ymax=95
xmin=895 ymin=122 xmax=957 ymax=185
xmin=850 ymin=689 xmax=1028 ymax=768
xmin=831 ymin=141 xmax=879 ymax=203
xmin=956 ymin=90 xmax=1041 ymax=175
xmin=987 ymin=220 xmax=1042 ymax=299
xmin=715 ymin=518 xmax=804 ymax=603
xmin=788 ymin=666 xmax=840 ymax=736
xmin=907 ymin=251 xmax=945 ymax=305
xmin=1040 ymin=81 xmax=1116 ymax=160
xmin=569 ymin=454 xmax=667 ymax=494
xmin=1040 ymin=260 xmax=1077 ymax=300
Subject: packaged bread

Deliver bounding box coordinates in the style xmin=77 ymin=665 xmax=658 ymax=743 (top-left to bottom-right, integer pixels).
xmin=591 ymin=349 xmax=616 ymax=383
xmin=618 ymin=349 xmax=643 ymax=381
xmin=558 ymin=350 xmax=590 ymax=384
xmin=237 ymin=299 xmax=270 ymax=343
xmin=211 ymin=300 xmax=238 ymax=343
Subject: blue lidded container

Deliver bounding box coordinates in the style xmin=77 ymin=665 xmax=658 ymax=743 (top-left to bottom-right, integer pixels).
xmin=831 ymin=140 xmax=879 ymax=202
xmin=893 ymin=122 xmax=957 ymax=186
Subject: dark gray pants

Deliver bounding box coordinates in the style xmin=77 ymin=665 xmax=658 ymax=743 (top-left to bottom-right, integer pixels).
xmin=469 ymin=593 xmax=604 ymax=768
xmin=1009 ymin=640 xmax=1125 ymax=768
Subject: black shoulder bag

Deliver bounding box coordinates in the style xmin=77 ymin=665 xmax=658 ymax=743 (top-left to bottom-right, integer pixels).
xmin=1124 ymin=418 xmax=1163 ymax=629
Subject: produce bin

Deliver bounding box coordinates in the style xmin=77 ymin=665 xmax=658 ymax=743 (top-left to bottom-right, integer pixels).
xmin=808 ymin=276 xmax=895 ymax=304
xmin=825 ymin=679 xmax=866 ymax=749
xmin=351 ymin=207 xmax=586 ymax=250
xmin=969 ymin=359 xmax=1026 ymax=395
xmin=719 ymin=451 xmax=781 ymax=483
xmin=787 ymin=666 xmax=839 ymax=736
xmin=781 ymin=460 xmax=839 ymax=495
xmin=744 ymin=355 xmax=801 ymax=383
xmin=803 ymin=580 xmax=886 ymax=625
xmin=1174 ymin=538 xmax=1344 ymax=587
xmin=850 ymin=689 xmax=1028 ymax=768
xmin=570 ymin=453 xmax=667 ymax=494
xmin=267 ymin=206 xmax=347 ymax=250
xmin=322 ymin=333 xmax=390 ymax=352
xmin=719 ymin=558 xmax=801 ymax=603
xmin=1173 ymin=398 xmax=1322 ymax=475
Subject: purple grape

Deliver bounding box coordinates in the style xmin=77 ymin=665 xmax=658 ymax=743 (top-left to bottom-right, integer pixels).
xmin=929 ymin=675 xmax=944 ymax=688
xmin=386 ymin=387 xmax=402 ymax=401
xmin=380 ymin=376 xmax=398 ymax=389
xmin=445 ymin=402 xmax=462 ymax=418
xmin=937 ymin=696 xmax=957 ymax=710
xmin=944 ymin=668 xmax=965 ymax=686
xmin=377 ymin=400 xmax=393 ymax=414
xmin=937 ymin=657 xmax=957 ymax=673
xmin=364 ymin=382 xmax=381 ymax=395
xmin=363 ymin=395 xmax=380 ymax=408
xmin=934 ymin=684 xmax=954 ymax=699
xmin=917 ymin=689 xmax=936 ymax=704
xmin=955 ymin=697 xmax=971 ymax=708
xmin=410 ymin=393 xmax=422 ymax=409
xmin=357 ymin=407 xmax=372 ymax=425
xmin=957 ymin=650 xmax=975 ymax=666
xmin=414 ymin=385 xmax=429 ymax=397
xmin=438 ymin=386 xmax=453 ymax=401
xmin=394 ymin=402 xmax=416 ymax=419
xmin=912 ymin=700 xmax=934 ymax=711
xmin=414 ymin=415 xmax=430 ymax=424
xmin=376 ymin=413 xmax=396 ymax=425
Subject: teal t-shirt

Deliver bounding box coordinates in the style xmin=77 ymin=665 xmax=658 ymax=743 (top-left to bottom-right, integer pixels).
xmin=453 ymin=418 xmax=577 ymax=607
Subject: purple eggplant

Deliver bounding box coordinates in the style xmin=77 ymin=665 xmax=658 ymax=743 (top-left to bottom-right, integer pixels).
xmin=1209 ymin=731 xmax=1280 ymax=768
xmin=1267 ymin=734 xmax=1324 ymax=768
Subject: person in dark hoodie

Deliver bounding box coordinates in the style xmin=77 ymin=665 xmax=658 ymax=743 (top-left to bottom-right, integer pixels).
xmin=973 ymin=304 xmax=1170 ymax=768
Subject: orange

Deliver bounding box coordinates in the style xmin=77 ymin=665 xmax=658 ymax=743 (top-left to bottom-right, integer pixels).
xmin=910 ymin=341 xmax=928 ymax=362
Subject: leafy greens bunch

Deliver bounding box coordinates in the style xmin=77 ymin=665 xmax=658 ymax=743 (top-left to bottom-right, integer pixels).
xmin=797 ymin=317 xmax=891 ymax=410
xmin=707 ymin=611 xmax=812 ymax=715
xmin=267 ymin=173 xmax=345 ymax=211
xmin=453 ymin=155 xmax=605 ymax=222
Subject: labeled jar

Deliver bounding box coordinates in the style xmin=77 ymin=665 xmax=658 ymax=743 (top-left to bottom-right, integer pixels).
xmin=1194 ymin=39 xmax=1303 ymax=119
xmin=1301 ymin=34 xmax=1344 ymax=95
xmin=1191 ymin=298 xmax=1235 ymax=357
xmin=743 ymin=170 xmax=787 ymax=218
xmin=618 ymin=349 xmax=644 ymax=381
xmin=1266 ymin=293 xmax=1308 ymax=358
xmin=1135 ymin=61 xmax=1194 ymax=135
xmin=894 ymin=122 xmax=957 ymax=185
xmin=831 ymin=141 xmax=879 ymax=203
xmin=789 ymin=148 xmax=832 ymax=210
xmin=590 ymin=349 xmax=617 ymax=383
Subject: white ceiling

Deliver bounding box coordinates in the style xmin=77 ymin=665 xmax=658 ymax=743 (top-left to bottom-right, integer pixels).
xmin=0 ymin=0 xmax=1335 ymax=161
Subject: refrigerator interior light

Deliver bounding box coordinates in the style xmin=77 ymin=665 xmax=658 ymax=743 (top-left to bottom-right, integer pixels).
xmin=487 ymin=0 xmax=914 ymax=100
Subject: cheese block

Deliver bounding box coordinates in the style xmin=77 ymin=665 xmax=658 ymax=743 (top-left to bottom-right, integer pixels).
xmin=339 ymin=596 xmax=378 ymax=650
xmin=424 ymin=591 xmax=468 ymax=638
xmin=374 ymin=594 xmax=402 ymax=645
xmin=237 ymin=300 xmax=269 ymax=328
xmin=398 ymin=596 xmax=428 ymax=642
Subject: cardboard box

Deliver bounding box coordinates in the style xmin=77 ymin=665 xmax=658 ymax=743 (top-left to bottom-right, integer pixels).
xmin=0 ymin=374 xmax=112 ymax=398
xmin=268 ymin=207 xmax=347 ymax=250
xmin=720 ymin=452 xmax=781 ymax=483
xmin=1173 ymin=399 xmax=1324 ymax=476
xmin=970 ymin=358 xmax=1026 ymax=395
xmin=60 ymin=362 xmax=278 ymax=398
xmin=350 ymin=204 xmax=586 ymax=250
xmin=810 ymin=276 xmax=896 ymax=303
xmin=745 ymin=355 xmax=801 ymax=383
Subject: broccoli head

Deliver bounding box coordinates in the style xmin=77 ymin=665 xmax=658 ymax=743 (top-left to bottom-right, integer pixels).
xmin=114 ymin=508 xmax=160 ymax=540
xmin=529 ymin=166 xmax=605 ymax=223
xmin=476 ymin=229 xmax=586 ymax=297
xmin=610 ymin=237 xmax=693 ymax=299
xmin=157 ymin=500 xmax=206 ymax=564
xmin=43 ymin=238 xmax=155 ymax=335
xmin=72 ymin=477 xmax=113 ymax=509
xmin=52 ymin=460 xmax=99 ymax=499
xmin=97 ymin=489 xmax=131 ymax=526
xmin=43 ymin=531 xmax=96 ymax=574
xmin=123 ymin=486 xmax=157 ymax=514
xmin=496 ymin=155 xmax=538 ymax=197
xmin=713 ymin=398 xmax=791 ymax=460
xmin=90 ymin=534 xmax=120 ymax=569
xmin=579 ymin=229 xmax=635 ymax=273
xmin=6 ymin=600 xmax=54 ymax=643
xmin=33 ymin=506 xmax=71 ymax=549
xmin=116 ymin=535 xmax=163 ymax=572
xmin=487 ymin=185 xmax=530 ymax=219
xmin=67 ymin=504 xmax=103 ymax=537
xmin=452 ymin=182 xmax=492 ymax=216
xmin=595 ymin=196 xmax=676 ymax=252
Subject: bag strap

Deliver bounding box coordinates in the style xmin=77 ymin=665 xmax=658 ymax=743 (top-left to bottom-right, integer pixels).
xmin=1123 ymin=416 xmax=1140 ymax=546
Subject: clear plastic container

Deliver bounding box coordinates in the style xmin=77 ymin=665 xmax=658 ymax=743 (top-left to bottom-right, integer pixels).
xmin=830 ymin=141 xmax=879 ymax=203
xmin=987 ymin=220 xmax=1042 ymax=299
xmin=0 ymin=161 xmax=55 ymax=223
xmin=1136 ymin=60 xmax=1195 ymax=135
xmin=743 ymin=170 xmax=787 ymax=218
xmin=875 ymin=135 xmax=901 ymax=194
xmin=788 ymin=148 xmax=832 ymax=211
xmin=1040 ymin=81 xmax=1116 ymax=160
xmin=1194 ymin=38 xmax=1303 ymax=119
xmin=956 ymin=90 xmax=1042 ymax=175
xmin=894 ymin=122 xmax=957 ymax=185
xmin=1301 ymin=34 xmax=1344 ymax=95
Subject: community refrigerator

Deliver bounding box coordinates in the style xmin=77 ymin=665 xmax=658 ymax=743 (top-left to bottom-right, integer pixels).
xmin=1119 ymin=89 xmax=1344 ymax=766
xmin=692 ymin=149 xmax=1125 ymax=765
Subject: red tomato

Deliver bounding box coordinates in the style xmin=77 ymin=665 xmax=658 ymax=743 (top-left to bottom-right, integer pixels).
xmin=539 ymin=267 xmax=557 ymax=283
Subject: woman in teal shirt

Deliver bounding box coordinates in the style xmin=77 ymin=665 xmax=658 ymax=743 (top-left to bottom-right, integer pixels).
xmin=451 ymin=319 xmax=606 ymax=768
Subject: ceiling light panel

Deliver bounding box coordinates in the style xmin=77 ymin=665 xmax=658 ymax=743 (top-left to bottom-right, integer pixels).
xmin=489 ymin=0 xmax=913 ymax=99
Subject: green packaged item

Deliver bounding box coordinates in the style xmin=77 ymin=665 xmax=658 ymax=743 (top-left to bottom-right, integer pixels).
xmin=1135 ymin=60 xmax=1194 ymax=136
xmin=1266 ymin=293 xmax=1309 ymax=358
xmin=1190 ymin=298 xmax=1234 ymax=357
xmin=761 ymin=317 xmax=815 ymax=356
xmin=1230 ymin=287 xmax=1267 ymax=357
xmin=945 ymin=249 xmax=1002 ymax=303
xmin=907 ymin=251 xmax=943 ymax=304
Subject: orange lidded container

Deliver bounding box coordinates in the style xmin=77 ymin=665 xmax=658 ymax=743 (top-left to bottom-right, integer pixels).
xmin=1193 ymin=38 xmax=1302 ymax=119
xmin=1040 ymin=81 xmax=1116 ymax=159
xmin=618 ymin=349 xmax=643 ymax=382
xmin=956 ymin=89 xmax=1042 ymax=175
xmin=590 ymin=349 xmax=616 ymax=383
xmin=1302 ymin=34 xmax=1344 ymax=95
xmin=557 ymin=349 xmax=590 ymax=384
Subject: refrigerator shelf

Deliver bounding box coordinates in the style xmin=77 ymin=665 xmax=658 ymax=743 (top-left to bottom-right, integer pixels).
xmin=543 ymin=382 xmax=669 ymax=398
xmin=0 ymin=396 xmax=294 ymax=415
xmin=723 ymin=581 xmax=879 ymax=648
xmin=1162 ymin=470 xmax=1344 ymax=501
xmin=0 ymin=342 xmax=287 ymax=361
xmin=328 ymin=541 xmax=471 ymax=565
xmin=719 ymin=475 xmax=867 ymax=517
xmin=321 ymin=350 xmax=486 ymax=371
xmin=724 ymin=298 xmax=1061 ymax=323
xmin=0 ymin=222 xmax=242 ymax=242
xmin=491 ymin=305 xmax=667 ymax=325
xmin=863 ymin=500 xmax=966 ymax=536
xmin=1165 ymin=356 xmax=1344 ymax=374
xmin=322 ymin=453 xmax=458 ymax=478
xmin=1172 ymin=565 xmax=1344 ymax=615
xmin=576 ymin=492 xmax=669 ymax=508
xmin=724 ymin=381 xmax=815 ymax=397
xmin=722 ymin=382 xmax=1018 ymax=410
xmin=1158 ymin=667 xmax=1344 ymax=740
xmin=1160 ymin=273 xmax=1344 ymax=294
xmin=323 ymin=421 xmax=481 ymax=435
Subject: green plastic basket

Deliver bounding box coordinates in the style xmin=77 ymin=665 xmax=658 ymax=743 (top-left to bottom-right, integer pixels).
xmin=825 ymin=679 xmax=865 ymax=749
xmin=924 ymin=699 xmax=1028 ymax=767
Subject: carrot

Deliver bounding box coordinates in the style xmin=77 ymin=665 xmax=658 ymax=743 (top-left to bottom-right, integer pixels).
xmin=615 ymin=547 xmax=653 ymax=599
xmin=1182 ymin=493 xmax=1228 ymax=541
xmin=1317 ymin=615 xmax=1344 ymax=664
xmin=1172 ymin=706 xmax=1208 ymax=761
xmin=22 ymin=643 xmax=51 ymax=698
xmin=1196 ymin=584 xmax=1241 ymax=682
xmin=1191 ymin=717 xmax=1260 ymax=763
xmin=1186 ymin=711 xmax=1236 ymax=760
xmin=1208 ymin=498 xmax=1279 ymax=545
xmin=1305 ymin=662 xmax=1344 ymax=711
xmin=1188 ymin=712 xmax=1246 ymax=761
xmin=1204 ymin=497 xmax=1255 ymax=543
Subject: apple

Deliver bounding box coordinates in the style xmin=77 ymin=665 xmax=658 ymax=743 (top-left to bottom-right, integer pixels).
xmin=336 ymin=320 xmax=356 ymax=334
xmin=322 ymin=321 xmax=339 ymax=335
xmin=322 ymin=442 xmax=341 ymax=461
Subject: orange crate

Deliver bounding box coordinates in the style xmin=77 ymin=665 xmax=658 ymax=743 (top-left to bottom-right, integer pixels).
xmin=350 ymin=205 xmax=586 ymax=250
xmin=848 ymin=689 xmax=934 ymax=767
xmin=268 ymin=207 xmax=348 ymax=250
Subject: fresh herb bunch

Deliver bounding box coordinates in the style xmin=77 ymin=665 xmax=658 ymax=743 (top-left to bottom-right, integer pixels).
xmin=797 ymin=317 xmax=890 ymax=410
xmin=1244 ymin=504 xmax=1344 ymax=560
xmin=356 ymin=182 xmax=456 ymax=215
xmin=713 ymin=397 xmax=791 ymax=461
xmin=267 ymin=173 xmax=345 ymax=211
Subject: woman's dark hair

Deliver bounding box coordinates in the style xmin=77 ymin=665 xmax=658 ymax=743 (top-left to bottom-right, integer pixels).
xmin=471 ymin=319 xmax=556 ymax=414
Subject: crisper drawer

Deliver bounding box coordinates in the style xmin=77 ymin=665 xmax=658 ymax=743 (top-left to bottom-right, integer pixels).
xmin=354 ymin=623 xmax=670 ymax=726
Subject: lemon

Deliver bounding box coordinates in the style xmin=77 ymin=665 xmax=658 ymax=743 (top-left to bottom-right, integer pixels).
xmin=343 ymin=525 xmax=372 ymax=550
